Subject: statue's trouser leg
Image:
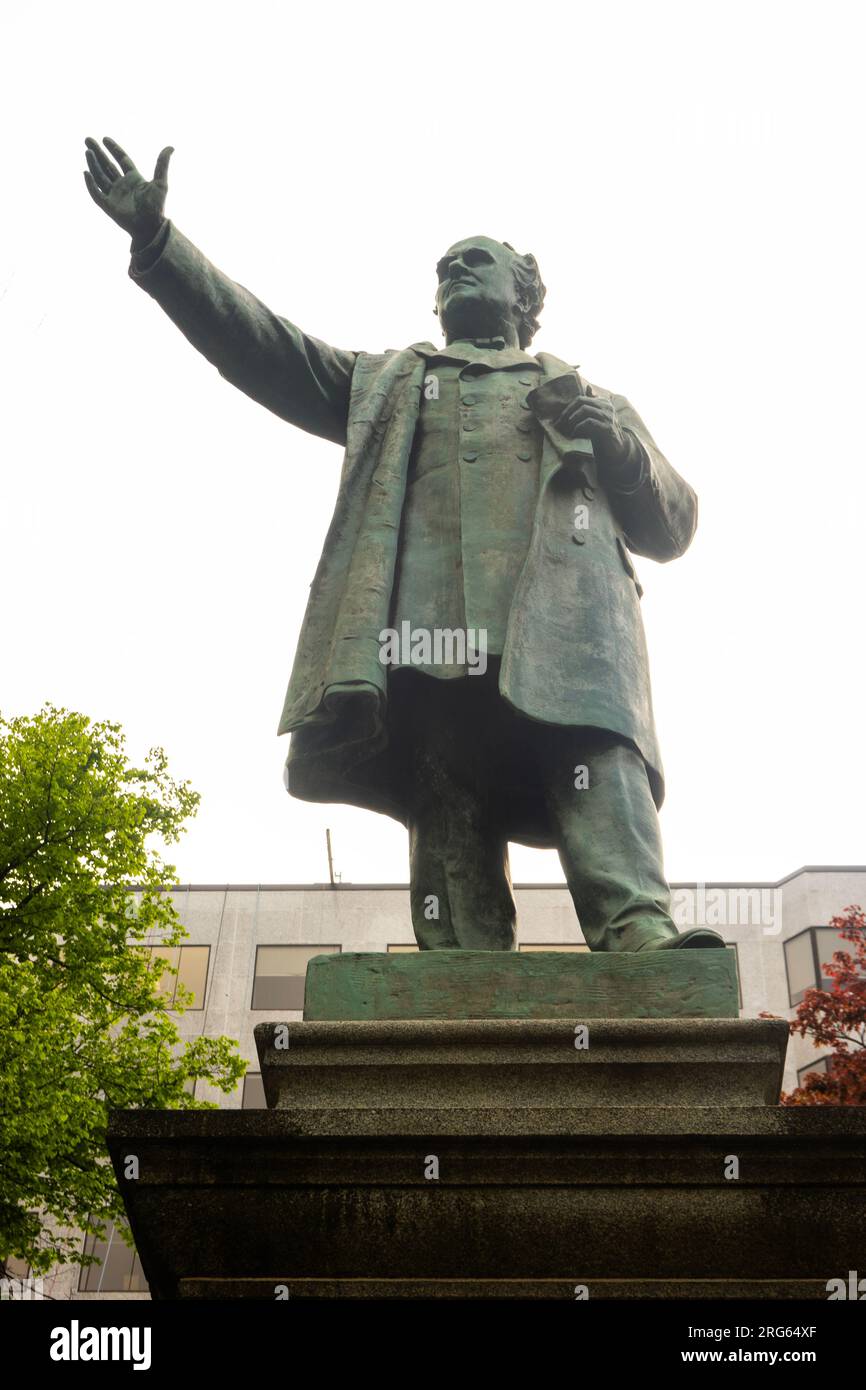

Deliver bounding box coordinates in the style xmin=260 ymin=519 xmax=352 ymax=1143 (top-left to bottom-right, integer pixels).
xmin=542 ymin=728 xmax=679 ymax=952
xmin=408 ymin=796 xmax=516 ymax=950
xmin=401 ymin=679 xmax=517 ymax=951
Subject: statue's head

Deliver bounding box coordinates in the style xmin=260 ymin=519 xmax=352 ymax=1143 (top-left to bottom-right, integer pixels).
xmin=434 ymin=236 xmax=546 ymax=349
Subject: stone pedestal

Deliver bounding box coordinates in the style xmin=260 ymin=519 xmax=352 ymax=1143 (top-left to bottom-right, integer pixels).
xmin=108 ymin=1103 xmax=866 ymax=1299
xmin=256 ymin=1018 xmax=787 ymax=1109
xmin=105 ymin=950 xmax=866 ymax=1299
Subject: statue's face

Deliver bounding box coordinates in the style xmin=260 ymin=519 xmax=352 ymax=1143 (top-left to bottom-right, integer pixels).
xmin=435 ymin=236 xmax=520 ymax=341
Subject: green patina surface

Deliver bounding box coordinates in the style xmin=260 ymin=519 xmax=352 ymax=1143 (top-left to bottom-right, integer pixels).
xmin=303 ymin=949 xmax=739 ymax=1022
xmin=85 ymin=134 xmax=721 ymax=957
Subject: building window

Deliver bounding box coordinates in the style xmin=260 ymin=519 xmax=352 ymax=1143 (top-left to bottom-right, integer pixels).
xmin=797 ymin=1056 xmax=830 ymax=1087
xmin=251 ymin=945 xmax=340 ymax=1010
xmin=78 ymin=1221 xmax=148 ymax=1293
xmin=242 ymin=1072 xmax=267 ymax=1108
xmin=387 ymin=944 xmax=419 ymax=952
xmin=146 ymin=944 xmax=210 ymax=1009
xmin=813 ymin=928 xmax=851 ymax=992
xmin=2 ymin=1255 xmax=30 ymax=1288
xmin=784 ymin=927 xmax=858 ymax=1007
xmin=784 ymin=931 xmax=815 ymax=1006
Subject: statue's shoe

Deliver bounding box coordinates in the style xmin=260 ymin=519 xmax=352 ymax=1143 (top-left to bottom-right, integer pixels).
xmin=636 ymin=927 xmax=726 ymax=950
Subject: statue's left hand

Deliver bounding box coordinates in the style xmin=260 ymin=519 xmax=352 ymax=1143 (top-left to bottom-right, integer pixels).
xmin=554 ymin=387 xmax=631 ymax=468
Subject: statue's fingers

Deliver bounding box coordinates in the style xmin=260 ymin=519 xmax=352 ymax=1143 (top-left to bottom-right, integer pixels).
xmin=84 ymin=137 xmax=118 ymax=183
xmin=560 ymin=401 xmax=608 ymax=430
xmin=152 ymin=145 xmax=174 ymax=187
xmin=576 ymin=401 xmax=612 ymax=422
xmin=85 ymin=150 xmax=113 ymax=194
xmin=557 ymin=414 xmax=592 ymax=439
xmin=103 ymin=136 xmax=137 ymax=175
xmin=83 ymin=170 xmax=107 ymax=206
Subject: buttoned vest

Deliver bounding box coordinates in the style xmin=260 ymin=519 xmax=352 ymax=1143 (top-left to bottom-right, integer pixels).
xmin=390 ymin=354 xmax=544 ymax=673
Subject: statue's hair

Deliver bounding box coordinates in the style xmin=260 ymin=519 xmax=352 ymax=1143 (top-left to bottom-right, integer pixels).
xmin=503 ymin=243 xmax=546 ymax=348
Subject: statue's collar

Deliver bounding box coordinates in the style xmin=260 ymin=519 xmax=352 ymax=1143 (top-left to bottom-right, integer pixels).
xmin=407 ymin=339 xmax=539 ymax=369
xmin=451 ymin=334 xmax=508 ymax=350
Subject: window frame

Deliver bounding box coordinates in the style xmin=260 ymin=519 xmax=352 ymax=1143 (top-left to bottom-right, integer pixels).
xmin=242 ymin=1071 xmax=267 ymax=1109
xmin=145 ymin=943 xmax=211 ymax=1011
xmin=250 ymin=943 xmax=342 ymax=1011
xmin=796 ymin=1055 xmax=830 ymax=1087
xmin=77 ymin=1220 xmax=148 ymax=1294
xmin=784 ymin=926 xmax=854 ymax=1007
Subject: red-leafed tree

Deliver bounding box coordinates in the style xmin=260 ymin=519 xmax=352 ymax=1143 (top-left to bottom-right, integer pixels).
xmin=779 ymin=905 xmax=866 ymax=1105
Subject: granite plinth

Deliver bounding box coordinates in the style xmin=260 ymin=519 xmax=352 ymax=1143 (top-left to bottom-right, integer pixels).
xmin=105 ymin=951 xmax=865 ymax=1302
xmin=107 ymin=1105 xmax=866 ymax=1300
xmin=254 ymin=1018 xmax=789 ymax=1109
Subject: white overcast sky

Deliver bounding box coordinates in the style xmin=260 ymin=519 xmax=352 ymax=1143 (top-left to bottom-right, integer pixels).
xmin=2 ymin=0 xmax=864 ymax=889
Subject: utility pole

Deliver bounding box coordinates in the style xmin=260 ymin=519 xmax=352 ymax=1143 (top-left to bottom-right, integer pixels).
xmin=325 ymin=828 xmax=339 ymax=887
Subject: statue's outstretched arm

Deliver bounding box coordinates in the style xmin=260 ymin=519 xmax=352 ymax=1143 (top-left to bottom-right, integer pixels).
xmin=84 ymin=137 xmax=355 ymax=446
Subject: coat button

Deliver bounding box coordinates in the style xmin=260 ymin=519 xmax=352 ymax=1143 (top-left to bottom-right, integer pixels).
xmin=461 ymin=394 xmax=477 ymax=405
xmin=516 ymin=420 xmax=533 ymax=433
xmin=583 ymin=485 xmax=595 ymax=500
xmin=517 ymin=450 xmax=533 ymax=461
xmin=572 ymin=533 xmax=587 ymax=545
xmin=462 ymin=421 xmax=477 ymax=432
xmin=463 ymin=451 xmax=478 ymax=462
xmin=519 ymin=376 xmax=535 ymax=385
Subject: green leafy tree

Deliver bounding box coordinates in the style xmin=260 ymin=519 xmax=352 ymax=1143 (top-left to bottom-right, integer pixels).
xmin=0 ymin=706 xmax=246 ymax=1275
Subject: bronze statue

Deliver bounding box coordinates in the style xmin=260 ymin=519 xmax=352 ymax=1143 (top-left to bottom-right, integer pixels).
xmin=84 ymin=136 xmax=724 ymax=954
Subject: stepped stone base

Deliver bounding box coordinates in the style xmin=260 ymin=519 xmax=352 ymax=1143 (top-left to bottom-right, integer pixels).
xmin=107 ymin=1105 xmax=866 ymax=1300
xmin=105 ymin=951 xmax=865 ymax=1301
xmin=254 ymin=1018 xmax=789 ymax=1109
xmin=176 ymin=1278 xmax=838 ymax=1300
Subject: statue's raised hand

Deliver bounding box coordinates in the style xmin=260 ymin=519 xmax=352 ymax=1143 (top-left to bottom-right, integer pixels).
xmin=83 ymin=137 xmax=174 ymax=247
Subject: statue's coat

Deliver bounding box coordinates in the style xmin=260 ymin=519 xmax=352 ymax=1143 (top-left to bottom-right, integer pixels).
xmin=131 ymin=224 xmax=697 ymax=834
